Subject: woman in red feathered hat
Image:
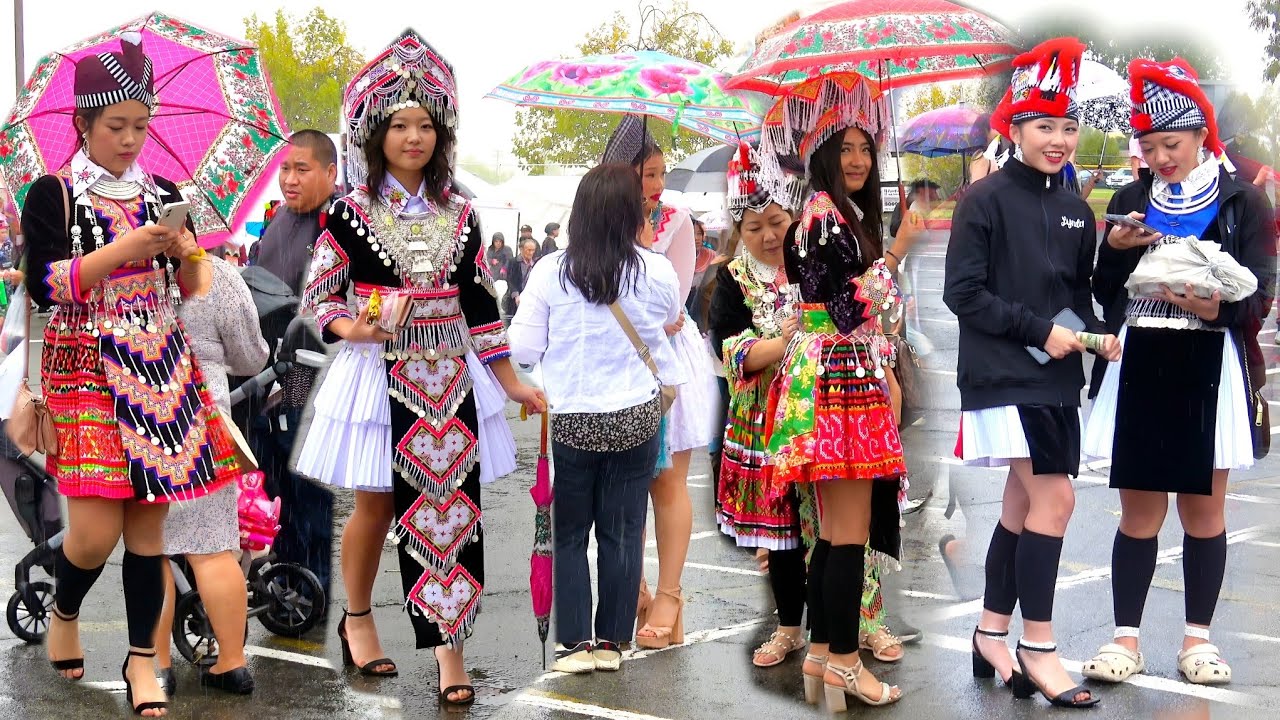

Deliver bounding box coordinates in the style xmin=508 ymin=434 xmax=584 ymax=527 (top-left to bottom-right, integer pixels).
xmin=945 ymin=36 xmax=1116 ymax=710
xmin=1081 ymin=56 xmax=1277 ymax=688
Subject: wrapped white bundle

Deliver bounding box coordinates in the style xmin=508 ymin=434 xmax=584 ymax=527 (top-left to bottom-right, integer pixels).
xmin=1125 ymin=236 xmax=1257 ymax=302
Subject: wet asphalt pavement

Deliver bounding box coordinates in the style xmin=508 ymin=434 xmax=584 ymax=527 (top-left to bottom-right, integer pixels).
xmin=2 ymin=229 xmax=1279 ymax=719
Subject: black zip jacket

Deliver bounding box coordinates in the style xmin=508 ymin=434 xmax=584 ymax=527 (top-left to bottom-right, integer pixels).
xmin=1089 ymin=169 xmax=1278 ymax=399
xmin=943 ymin=157 xmax=1105 ymax=411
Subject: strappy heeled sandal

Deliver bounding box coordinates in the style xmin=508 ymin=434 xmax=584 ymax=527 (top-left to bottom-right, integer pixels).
xmin=859 ymin=628 xmax=904 ymax=663
xmin=435 ymin=652 xmax=476 ymax=707
xmin=801 ymin=652 xmax=829 ymax=705
xmin=971 ymin=627 xmax=1023 ymax=689
xmin=337 ymin=608 xmax=398 ymax=677
xmin=1012 ymin=639 xmax=1100 ymax=708
xmin=122 ymin=650 xmax=168 ymax=716
xmin=823 ymin=658 xmax=902 ymax=710
xmin=636 ymin=581 xmax=653 ymax=631
xmin=1178 ymin=643 xmax=1232 ymax=685
xmin=1082 ymin=643 xmax=1145 ymax=683
xmin=48 ymin=608 xmax=84 ymax=680
xmin=635 ymin=587 xmax=683 ymax=650
xmin=752 ymin=630 xmax=803 ymax=667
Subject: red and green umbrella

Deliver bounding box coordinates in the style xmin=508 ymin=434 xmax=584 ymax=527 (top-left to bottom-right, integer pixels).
xmin=487 ymin=51 xmax=770 ymax=145
xmin=727 ymin=0 xmax=1020 ymax=94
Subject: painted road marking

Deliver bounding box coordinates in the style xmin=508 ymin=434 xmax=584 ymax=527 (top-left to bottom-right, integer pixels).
xmin=518 ymin=690 xmax=676 ymax=720
xmin=245 ymin=644 xmax=336 ymax=669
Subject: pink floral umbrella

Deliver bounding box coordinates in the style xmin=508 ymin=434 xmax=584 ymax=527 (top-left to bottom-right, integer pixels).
xmin=486 ymin=51 xmax=770 ymax=145
xmin=0 ymin=12 xmax=290 ymax=248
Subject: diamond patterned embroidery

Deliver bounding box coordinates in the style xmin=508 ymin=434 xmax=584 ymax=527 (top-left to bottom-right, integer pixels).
xmin=397 ymin=489 xmax=480 ymax=572
xmin=408 ymin=564 xmax=482 ymax=642
xmin=388 ymin=356 xmax=469 ymax=424
xmin=394 ymin=417 xmax=477 ymax=496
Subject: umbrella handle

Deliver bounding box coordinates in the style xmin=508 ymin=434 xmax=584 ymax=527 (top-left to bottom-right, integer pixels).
xmin=540 ymin=411 xmax=549 ymax=455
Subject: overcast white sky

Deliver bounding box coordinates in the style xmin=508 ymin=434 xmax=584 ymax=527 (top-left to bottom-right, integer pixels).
xmin=0 ymin=0 xmax=1269 ymax=170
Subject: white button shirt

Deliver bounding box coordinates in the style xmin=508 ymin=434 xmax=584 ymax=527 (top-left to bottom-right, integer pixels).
xmin=508 ymin=248 xmax=686 ymax=414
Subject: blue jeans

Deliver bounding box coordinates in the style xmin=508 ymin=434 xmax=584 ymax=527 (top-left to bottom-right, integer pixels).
xmin=552 ymin=432 xmax=659 ymax=646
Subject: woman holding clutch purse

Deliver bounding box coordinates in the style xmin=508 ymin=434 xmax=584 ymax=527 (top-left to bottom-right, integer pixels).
xmin=293 ymin=30 xmax=544 ymax=706
xmin=1082 ymin=58 xmax=1277 ymax=687
xmin=943 ymin=38 xmax=1118 ymax=709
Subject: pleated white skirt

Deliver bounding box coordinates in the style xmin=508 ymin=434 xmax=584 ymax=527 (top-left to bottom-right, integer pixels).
xmin=666 ymin=319 xmax=718 ymax=453
xmin=1083 ymin=327 xmax=1253 ymax=470
xmin=295 ymin=342 xmax=394 ymax=491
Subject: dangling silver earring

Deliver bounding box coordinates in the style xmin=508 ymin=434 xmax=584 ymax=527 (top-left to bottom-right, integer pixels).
xmin=1197 ymin=147 xmax=1207 ymax=164
xmin=1013 ymin=143 xmax=1024 ymax=162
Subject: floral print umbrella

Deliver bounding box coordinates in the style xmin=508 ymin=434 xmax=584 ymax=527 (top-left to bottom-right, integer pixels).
xmin=0 ymin=12 xmax=290 ymax=248
xmin=487 ymin=51 xmax=770 ymax=145
xmin=727 ymin=0 xmax=1020 ymax=94
xmin=898 ymin=104 xmax=991 ymax=157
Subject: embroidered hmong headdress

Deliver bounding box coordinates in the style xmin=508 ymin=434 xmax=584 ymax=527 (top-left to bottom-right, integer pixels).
xmin=343 ymin=29 xmax=458 ymax=186
xmin=726 ymin=142 xmax=806 ymax=220
xmin=601 ymin=114 xmax=659 ymax=166
xmin=990 ymin=37 xmax=1085 ymax=140
xmin=759 ymin=73 xmax=889 ymax=170
xmin=1128 ymin=57 xmax=1225 ymax=159
xmin=73 ymin=32 xmax=154 ymax=110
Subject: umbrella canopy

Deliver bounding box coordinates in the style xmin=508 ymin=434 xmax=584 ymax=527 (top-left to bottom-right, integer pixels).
xmin=727 ymin=0 xmax=1020 ymax=94
xmin=1080 ymin=95 xmax=1131 ymax=133
xmin=529 ymin=411 xmax=552 ymax=664
xmin=487 ymin=51 xmax=770 ymax=145
xmin=0 ymin=12 xmax=290 ymax=248
xmin=666 ymin=144 xmax=736 ymax=193
xmin=1077 ymin=58 xmax=1128 ymax=103
xmin=898 ymin=104 xmax=990 ymax=157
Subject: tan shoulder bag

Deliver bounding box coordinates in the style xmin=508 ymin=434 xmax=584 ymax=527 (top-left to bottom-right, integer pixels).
xmin=608 ymin=302 xmax=677 ymax=416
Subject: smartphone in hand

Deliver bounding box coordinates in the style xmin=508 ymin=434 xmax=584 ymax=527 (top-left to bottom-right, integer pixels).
xmin=156 ymin=201 xmax=191 ymax=231
xmin=1102 ymin=213 xmax=1158 ymax=235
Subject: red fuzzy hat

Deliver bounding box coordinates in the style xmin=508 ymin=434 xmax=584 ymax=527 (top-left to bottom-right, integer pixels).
xmin=990 ymin=37 xmax=1086 ymax=140
xmin=1128 ymin=57 xmax=1223 ymax=159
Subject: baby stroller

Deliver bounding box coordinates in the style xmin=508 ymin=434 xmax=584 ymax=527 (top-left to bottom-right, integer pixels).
xmin=168 ymin=314 xmax=329 ymax=664
xmin=1 ymin=426 xmax=62 ymax=642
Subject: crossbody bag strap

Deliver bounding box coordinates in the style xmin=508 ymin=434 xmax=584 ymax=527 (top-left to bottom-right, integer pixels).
xmin=607 ymin=301 xmax=662 ymax=382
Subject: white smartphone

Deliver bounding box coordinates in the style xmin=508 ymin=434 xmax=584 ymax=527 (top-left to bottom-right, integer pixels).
xmin=156 ymin=201 xmax=191 ymax=231
xmin=1103 ymin=213 xmax=1158 ymax=234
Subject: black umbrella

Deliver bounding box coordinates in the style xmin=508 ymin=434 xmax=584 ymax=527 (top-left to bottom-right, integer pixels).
xmin=665 ymin=144 xmax=736 ymax=193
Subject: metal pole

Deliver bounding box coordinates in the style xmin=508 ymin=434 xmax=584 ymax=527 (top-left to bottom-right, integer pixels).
xmin=13 ymin=0 xmax=24 ymax=93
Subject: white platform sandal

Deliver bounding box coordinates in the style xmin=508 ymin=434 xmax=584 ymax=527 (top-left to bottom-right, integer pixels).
xmin=1082 ymin=627 xmax=1144 ymax=683
xmin=1178 ymin=628 xmax=1231 ymax=685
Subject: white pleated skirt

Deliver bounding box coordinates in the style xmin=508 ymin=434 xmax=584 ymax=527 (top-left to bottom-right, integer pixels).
xmin=1083 ymin=326 xmax=1253 ymax=470
xmin=666 ymin=319 xmax=718 ymax=453
xmin=958 ymin=406 xmax=1084 ymax=468
xmin=295 ymin=342 xmax=394 ymax=491
xmin=465 ymin=351 xmax=517 ymax=485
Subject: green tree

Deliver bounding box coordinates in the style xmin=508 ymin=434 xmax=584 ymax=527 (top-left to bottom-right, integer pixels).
xmin=510 ymin=0 xmax=735 ymax=173
xmin=1248 ymin=1 xmax=1280 ymax=82
xmin=243 ymin=9 xmax=365 ymax=132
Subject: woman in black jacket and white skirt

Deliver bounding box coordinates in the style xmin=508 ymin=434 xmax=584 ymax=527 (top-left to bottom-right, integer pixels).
xmin=1081 ymin=58 xmax=1277 ymax=687
xmin=944 ymin=38 xmax=1119 ymax=709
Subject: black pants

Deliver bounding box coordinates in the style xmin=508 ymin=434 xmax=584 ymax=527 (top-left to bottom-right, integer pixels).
xmin=254 ymin=409 xmax=334 ymax=596
xmin=551 ymin=433 xmax=659 ymax=645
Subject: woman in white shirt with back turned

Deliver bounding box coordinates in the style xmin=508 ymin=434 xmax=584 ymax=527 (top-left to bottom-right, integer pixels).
xmin=509 ymin=163 xmax=685 ymax=675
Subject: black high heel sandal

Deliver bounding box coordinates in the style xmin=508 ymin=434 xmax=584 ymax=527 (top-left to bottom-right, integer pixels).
xmin=337 ymin=608 xmax=398 ymax=677
xmin=122 ymin=650 xmax=169 ymax=716
xmin=971 ymin=627 xmax=1023 ymax=689
xmin=48 ymin=608 xmax=85 ymax=680
xmin=435 ymin=649 xmax=476 ymax=707
xmin=1011 ymin=640 xmax=1100 ymax=708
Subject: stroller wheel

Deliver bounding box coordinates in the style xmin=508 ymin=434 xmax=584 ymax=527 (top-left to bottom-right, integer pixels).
xmin=7 ymin=581 xmax=54 ymax=643
xmin=257 ymin=564 xmax=325 ymax=638
xmin=173 ymin=592 xmax=217 ymax=665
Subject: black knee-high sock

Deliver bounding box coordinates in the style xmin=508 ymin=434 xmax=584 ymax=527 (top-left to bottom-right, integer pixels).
xmin=1014 ymin=529 xmax=1063 ymax=623
xmin=1183 ymin=532 xmax=1228 ymax=627
xmin=824 ymin=543 xmax=866 ymax=655
xmin=1112 ymin=530 xmax=1159 ymax=628
xmin=768 ymin=547 xmax=807 ymax=627
xmin=121 ymin=551 xmax=164 ymax=649
xmin=53 ymin=548 xmax=105 ymax=617
xmin=982 ymin=522 xmax=1019 ymax=616
xmin=806 ymin=539 xmax=831 ymax=642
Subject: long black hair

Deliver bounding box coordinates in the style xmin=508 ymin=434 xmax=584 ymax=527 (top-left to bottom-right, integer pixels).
xmin=808 ymin=126 xmax=884 ymax=266
xmin=560 ymin=164 xmax=645 ymax=305
xmin=364 ymin=107 xmax=456 ymax=208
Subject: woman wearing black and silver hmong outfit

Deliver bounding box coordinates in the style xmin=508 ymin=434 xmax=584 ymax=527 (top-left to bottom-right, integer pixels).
xmin=945 ymin=38 xmax=1117 ymax=709
xmin=295 ymin=29 xmax=544 ymax=706
xmin=1082 ymin=58 xmax=1276 ymax=687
